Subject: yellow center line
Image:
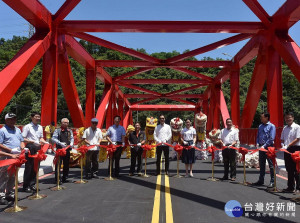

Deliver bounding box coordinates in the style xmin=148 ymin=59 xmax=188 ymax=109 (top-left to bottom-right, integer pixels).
xmin=151 ymin=156 xmax=174 ymax=223
xmin=165 ymin=174 xmax=174 ymax=223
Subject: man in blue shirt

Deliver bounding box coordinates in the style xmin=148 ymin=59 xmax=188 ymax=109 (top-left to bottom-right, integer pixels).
xmin=0 ymin=113 xmax=25 ymax=205
xmin=253 ymin=112 xmax=276 ymax=188
xmin=106 ymin=116 xmax=126 ymax=177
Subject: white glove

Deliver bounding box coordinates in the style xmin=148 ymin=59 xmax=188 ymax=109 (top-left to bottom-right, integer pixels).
xmin=11 ymin=148 xmax=21 ymax=154
xmin=61 ymin=142 xmax=67 ymax=147
xmin=137 ymin=143 xmax=141 ymax=147
xmin=112 ymin=142 xmax=117 ymax=145
xmin=256 ymin=144 xmax=259 ymax=149
xmin=191 ymin=143 xmax=195 ymax=147
xmin=283 ymin=145 xmax=287 ymax=149
xmin=24 ymin=148 xmax=29 ymax=153
xmin=34 ymin=141 xmax=41 ymax=146
xmin=183 ymin=141 xmax=188 ymax=145
xmin=122 ymin=142 xmax=125 ymax=147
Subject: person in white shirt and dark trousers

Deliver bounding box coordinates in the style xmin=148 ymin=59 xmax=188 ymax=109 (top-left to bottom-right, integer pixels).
xmin=219 ymin=118 xmax=239 ymax=181
xmin=22 ymin=112 xmax=47 ymax=193
xmin=154 ymin=115 xmax=172 ymax=176
xmin=281 ymin=112 xmax=300 ymax=193
xmin=181 ymin=119 xmax=197 ymax=177
xmin=83 ymin=118 xmax=103 ymax=179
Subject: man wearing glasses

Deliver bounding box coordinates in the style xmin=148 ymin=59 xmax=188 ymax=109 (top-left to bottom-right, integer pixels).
xmin=154 ymin=115 xmax=172 ymax=175
xmin=82 ymin=118 xmax=103 ymax=179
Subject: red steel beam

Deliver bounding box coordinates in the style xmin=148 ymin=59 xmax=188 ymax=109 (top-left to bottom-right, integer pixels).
xmin=230 ymin=69 xmax=240 ymax=126
xmin=214 ymin=67 xmax=231 ymax=84
xmin=114 ymin=68 xmax=154 ymax=82
xmin=272 ymin=0 xmax=300 ymax=30
xmin=71 ymin=32 xmax=160 ymax=63
xmin=117 ymin=83 xmax=162 ymax=96
xmin=266 ymin=47 xmax=283 ymax=127
xmin=130 ymin=104 xmax=196 ymax=111
xmin=85 ymin=68 xmax=96 ymax=127
xmin=131 ymin=98 xmax=159 ymax=105
xmin=41 ymin=44 xmax=58 ymax=126
xmin=172 ymin=67 xmax=213 ymax=82
xmin=241 ymin=48 xmax=267 ymax=128
xmin=170 ymin=98 xmax=196 ymax=106
xmin=96 ymin=84 xmax=113 ymax=128
xmin=53 ymin=0 xmax=81 ymax=24
xmin=58 ymin=49 xmax=85 ymax=127
xmin=0 ymin=32 xmax=51 ymax=113
xmin=233 ymin=34 xmax=261 ymax=68
xmin=115 ymin=85 xmax=131 ymax=106
xmin=271 ymin=35 xmax=300 ymax=82
xmin=167 ymin=34 xmax=252 ymax=63
xmin=165 ymin=84 xmax=204 ymax=97
xmin=3 ymin=0 xmax=51 ymax=29
xmin=124 ymin=94 xmax=204 ymax=99
xmin=243 ymin=0 xmax=271 ymax=26
xmin=117 ymin=79 xmax=210 ymax=85
xmin=96 ymin=60 xmax=231 ymax=67
xmin=96 ymin=67 xmax=113 ymax=84
xmin=59 ymin=21 xmax=264 ymax=33
xmin=220 ymin=90 xmax=230 ymax=127
xmin=65 ymin=35 xmax=95 ymax=69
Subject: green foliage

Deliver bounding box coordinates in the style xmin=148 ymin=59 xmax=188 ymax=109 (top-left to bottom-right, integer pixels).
xmin=0 ymin=37 xmax=299 ymax=128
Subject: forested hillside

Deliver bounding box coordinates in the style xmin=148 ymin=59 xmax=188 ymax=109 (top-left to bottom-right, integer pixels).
xmin=0 ymin=36 xmax=299 ymax=128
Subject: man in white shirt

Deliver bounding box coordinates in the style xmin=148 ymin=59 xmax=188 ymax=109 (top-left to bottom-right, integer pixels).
xmin=154 ymin=115 xmax=172 ymax=175
xmin=22 ymin=112 xmax=47 ymax=193
xmin=83 ymin=118 xmax=102 ymax=179
xmin=219 ymin=118 xmax=239 ymax=181
xmin=281 ymin=112 xmax=300 ymax=193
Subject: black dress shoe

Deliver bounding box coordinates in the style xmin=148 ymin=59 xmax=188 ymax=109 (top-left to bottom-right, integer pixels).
xmin=221 ymin=176 xmax=229 ymax=181
xmin=5 ymin=194 xmax=14 ymax=202
xmin=30 ymin=186 xmax=40 ymax=192
xmin=165 ymin=171 xmax=169 ymax=176
xmin=62 ymin=179 xmax=70 ymax=183
xmin=92 ymin=174 xmax=99 ymax=179
xmin=0 ymin=197 xmax=8 ymax=205
xmin=267 ymin=182 xmax=274 ymax=188
xmin=23 ymin=187 xmax=32 ymax=193
xmin=252 ymin=181 xmax=264 ymax=186
xmin=282 ymin=187 xmax=294 ymax=193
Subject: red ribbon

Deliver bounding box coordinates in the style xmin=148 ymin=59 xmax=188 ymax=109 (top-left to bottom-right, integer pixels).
xmin=28 ymin=144 xmax=50 ymax=173
xmin=173 ymin=144 xmax=184 ymax=156
xmin=6 ymin=150 xmax=27 ymax=176
xmin=53 ymin=146 xmax=70 ymax=165
xmin=230 ymin=146 xmax=249 ymax=162
xmin=141 ymin=144 xmax=155 ymax=158
xmin=76 ymin=145 xmax=95 ymax=158
xmin=258 ymin=147 xmax=278 ymax=167
xmin=100 ymin=144 xmax=119 ymax=158
xmin=207 ymin=146 xmax=217 ymax=161
xmin=291 ymin=151 xmax=300 ymax=173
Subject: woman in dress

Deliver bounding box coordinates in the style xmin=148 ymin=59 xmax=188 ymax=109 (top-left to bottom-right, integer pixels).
xmin=181 ymin=119 xmax=197 ymax=177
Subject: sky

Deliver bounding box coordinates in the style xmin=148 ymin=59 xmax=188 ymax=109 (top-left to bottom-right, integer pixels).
xmin=0 ymin=0 xmax=299 ymax=60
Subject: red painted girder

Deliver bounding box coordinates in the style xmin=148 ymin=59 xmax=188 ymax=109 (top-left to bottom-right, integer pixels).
xmin=167 ymin=34 xmax=252 ymax=63
xmin=123 ymin=108 xmax=132 ymax=129
xmin=272 ymin=35 xmax=300 ymax=82
xmin=115 ymin=85 xmax=131 ymax=106
xmin=124 ymin=94 xmax=204 ymax=99
xmin=96 ymin=60 xmax=231 ymax=67
xmin=85 ymin=69 xmax=96 ymax=127
xmin=117 ymin=97 xmax=124 ymax=126
xmin=59 ymin=21 xmax=264 ymax=33
xmin=230 ymin=69 xmax=240 ymax=126
xmin=214 ymin=67 xmax=231 ymax=84
xmin=118 ymin=79 xmax=210 ymax=85
xmin=165 ymin=84 xmax=204 ymax=97
xmin=0 ymin=32 xmax=51 ymax=113
xmin=96 ymin=84 xmax=113 ymax=128
xmin=130 ymin=104 xmax=195 ymax=111
xmin=266 ymin=47 xmax=283 ymax=127
xmin=203 ymin=86 xmax=211 ymax=100
xmin=3 ymin=0 xmax=51 ymax=29
xmin=71 ymin=32 xmax=160 ymax=63
xmin=53 ymin=0 xmax=81 ymax=24
xmin=41 ymin=45 xmax=58 ymax=126
xmin=131 ymin=98 xmax=158 ymax=105
xmin=243 ymin=0 xmax=271 ymax=26
xmin=220 ymin=90 xmax=230 ymax=127
xmin=272 ymin=0 xmax=300 ymax=30
xmin=117 ymin=83 xmax=162 ymax=96
xmin=58 ymin=50 xmax=85 ymax=127
xmin=240 ymin=48 xmax=267 ymax=128
xmin=114 ymin=68 xmax=154 ymax=82
xmin=170 ymin=98 xmax=196 ymax=106
xmin=65 ymin=35 xmax=95 ymax=69
xmin=233 ymin=34 xmax=260 ymax=68
xmin=172 ymin=67 xmax=213 ymax=82
xmin=96 ymin=67 xmax=113 ymax=84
